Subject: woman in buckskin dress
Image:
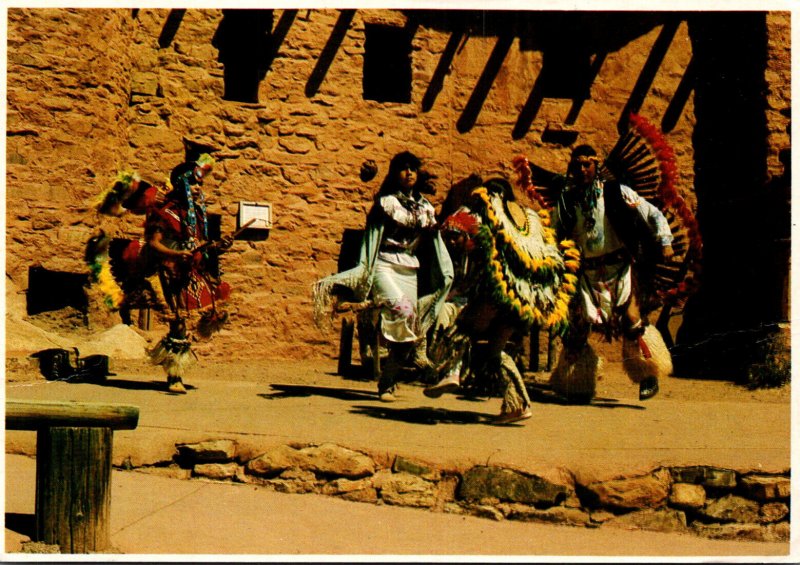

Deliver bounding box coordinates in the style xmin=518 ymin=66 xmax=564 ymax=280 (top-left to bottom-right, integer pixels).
xmin=313 ymin=151 xmax=453 ymax=402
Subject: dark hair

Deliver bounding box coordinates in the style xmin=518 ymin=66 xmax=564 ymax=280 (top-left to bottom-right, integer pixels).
xmin=567 ymin=144 xmax=599 ymax=179
xmin=169 ymin=162 xmax=196 ymax=192
xmin=389 ymin=151 xmax=421 ymax=175
xmin=368 ymin=151 xmax=427 ymax=223
xmin=570 ymin=144 xmax=597 ymax=160
xmin=377 ymin=151 xmax=423 ymax=197
xmin=484 ymin=178 xmax=516 ymax=202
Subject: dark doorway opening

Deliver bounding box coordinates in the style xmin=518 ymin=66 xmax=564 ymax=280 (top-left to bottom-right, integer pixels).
xmin=363 ymin=24 xmax=413 ymax=103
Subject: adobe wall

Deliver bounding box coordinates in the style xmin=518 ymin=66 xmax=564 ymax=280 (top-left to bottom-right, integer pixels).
xmin=5 ymin=9 xmax=790 ymax=362
xmin=765 ymin=11 xmax=792 ymax=180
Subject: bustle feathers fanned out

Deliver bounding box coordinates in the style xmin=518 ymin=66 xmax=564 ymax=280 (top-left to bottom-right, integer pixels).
xmin=513 ymin=113 xmax=703 ymax=306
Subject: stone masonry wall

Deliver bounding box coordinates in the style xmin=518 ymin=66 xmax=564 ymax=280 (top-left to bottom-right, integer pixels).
xmin=5 ymin=9 xmax=790 ymax=362
xmin=7 ymin=9 xmax=136 ymax=270
xmin=129 ymin=439 xmax=790 ymax=544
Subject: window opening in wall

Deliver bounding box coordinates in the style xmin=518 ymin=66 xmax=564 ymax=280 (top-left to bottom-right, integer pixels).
xmin=363 ymin=24 xmax=412 ymax=103
xmin=213 ymin=9 xmax=274 ymax=103
xmin=27 ymin=265 xmax=89 ymax=320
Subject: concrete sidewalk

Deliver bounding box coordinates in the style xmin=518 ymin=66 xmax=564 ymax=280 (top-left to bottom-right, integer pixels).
xmin=4 ymin=453 xmax=790 ymax=557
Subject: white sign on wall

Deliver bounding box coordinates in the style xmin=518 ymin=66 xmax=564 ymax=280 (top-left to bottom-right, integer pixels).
xmin=237 ymin=201 xmax=273 ymax=230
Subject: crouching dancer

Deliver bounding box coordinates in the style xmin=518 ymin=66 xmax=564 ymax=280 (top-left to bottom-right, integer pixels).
xmin=424 ymin=178 xmax=580 ymax=424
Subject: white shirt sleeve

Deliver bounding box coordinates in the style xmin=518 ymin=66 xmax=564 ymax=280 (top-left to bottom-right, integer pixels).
xmin=620 ymin=185 xmax=674 ymax=246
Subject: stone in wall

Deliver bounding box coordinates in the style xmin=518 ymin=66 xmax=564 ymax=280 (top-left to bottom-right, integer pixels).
xmin=759 ymin=501 xmax=789 ymax=524
xmin=431 ymin=475 xmax=459 ymax=512
xmin=392 ymin=455 xmax=441 ymax=481
xmin=459 ymin=466 xmax=567 ymax=508
xmin=740 ymin=474 xmax=790 ymax=501
xmin=321 ymin=476 xmax=378 ymax=503
xmin=193 ymin=462 xmax=240 ymax=480
xmin=257 ymin=468 xmax=320 ymax=494
xmin=697 ymin=494 xmax=761 ymax=524
xmin=668 ymin=482 xmax=706 ymax=509
xmin=691 ymin=522 xmax=790 ymax=543
xmin=466 ymin=505 xmax=504 ymax=521
xmin=176 ymin=438 xmax=237 ymax=463
xmin=134 ymin=465 xmax=193 ymax=480
xmin=502 ymin=503 xmax=591 ymax=527
xmin=669 ymin=465 xmax=736 ymax=489
xmin=246 ymin=442 xmax=376 ymax=479
xmin=604 ymin=508 xmax=688 ymax=533
xmin=380 ymin=472 xmax=437 ymax=508
xmin=582 ymin=472 xmax=670 ymax=511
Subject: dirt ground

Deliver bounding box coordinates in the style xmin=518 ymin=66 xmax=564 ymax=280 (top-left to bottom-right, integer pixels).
xmin=4 ymin=270 xmax=788 ymax=402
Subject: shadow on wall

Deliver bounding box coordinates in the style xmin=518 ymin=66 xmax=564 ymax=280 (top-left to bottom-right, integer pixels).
xmin=211 ymin=9 xmax=277 ymax=103
xmin=674 ymin=12 xmax=782 ymax=382
xmin=157 ymin=9 xmax=692 ymax=140
xmin=147 ymin=8 xmax=786 ymax=382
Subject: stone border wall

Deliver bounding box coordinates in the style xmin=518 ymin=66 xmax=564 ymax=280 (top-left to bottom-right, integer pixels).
xmin=127 ymin=439 xmax=790 ymax=543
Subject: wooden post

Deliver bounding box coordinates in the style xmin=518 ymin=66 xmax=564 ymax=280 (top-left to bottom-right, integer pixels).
xmin=547 ymin=327 xmax=558 ymax=371
xmin=6 ymin=400 xmax=139 ymax=431
xmin=6 ymin=399 xmax=139 ymax=554
xmin=337 ymin=318 xmax=355 ymax=376
xmin=137 ymin=308 xmax=151 ymax=331
xmin=36 ymin=427 xmax=113 ymax=553
xmin=372 ymin=316 xmax=382 ymax=382
xmin=529 ymin=326 xmax=541 ymax=372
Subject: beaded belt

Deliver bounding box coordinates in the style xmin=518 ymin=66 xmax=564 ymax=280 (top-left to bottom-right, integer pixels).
xmin=380 ymin=243 xmax=413 ymax=254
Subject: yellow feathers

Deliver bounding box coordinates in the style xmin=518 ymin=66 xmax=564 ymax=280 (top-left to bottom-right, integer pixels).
xmin=97 ymin=262 xmax=124 ymax=309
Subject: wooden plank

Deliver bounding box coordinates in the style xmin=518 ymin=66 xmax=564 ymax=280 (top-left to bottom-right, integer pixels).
xmin=337 ymin=318 xmax=355 ymax=376
xmin=36 ymin=427 xmax=112 ymax=553
xmin=6 ymin=400 xmax=139 ymax=431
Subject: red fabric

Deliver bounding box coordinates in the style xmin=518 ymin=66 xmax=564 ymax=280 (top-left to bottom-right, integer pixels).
xmin=120 ymin=240 xmax=143 ymax=264
xmin=181 ymin=273 xmax=230 ymax=311
xmin=123 ymin=183 xmax=162 ymax=214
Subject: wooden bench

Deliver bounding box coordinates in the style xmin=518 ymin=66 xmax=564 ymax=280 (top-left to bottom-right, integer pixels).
xmin=6 ymin=399 xmax=140 ymax=553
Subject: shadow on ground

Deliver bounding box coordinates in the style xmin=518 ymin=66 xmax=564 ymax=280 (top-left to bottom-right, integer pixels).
xmin=5 ymin=513 xmax=34 ymax=538
xmin=259 ymin=383 xmax=378 ymax=402
xmin=528 ymin=385 xmax=645 ymax=410
xmin=76 ymin=377 xmax=198 ymax=394
xmin=259 ymin=383 xmax=644 ymax=412
xmin=350 ymin=404 xmax=491 ymax=426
